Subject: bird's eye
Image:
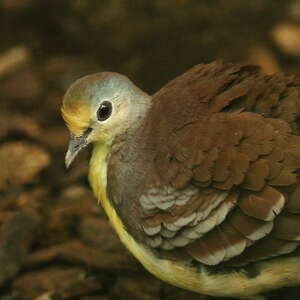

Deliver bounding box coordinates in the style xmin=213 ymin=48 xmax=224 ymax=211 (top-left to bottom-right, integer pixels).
xmin=97 ymin=101 xmax=112 ymax=121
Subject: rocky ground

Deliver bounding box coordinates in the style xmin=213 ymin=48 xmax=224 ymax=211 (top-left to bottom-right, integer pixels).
xmin=1 ymin=1 xmax=300 ymax=299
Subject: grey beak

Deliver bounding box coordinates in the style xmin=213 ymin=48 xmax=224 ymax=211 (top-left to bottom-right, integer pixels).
xmin=65 ymin=128 xmax=92 ymax=168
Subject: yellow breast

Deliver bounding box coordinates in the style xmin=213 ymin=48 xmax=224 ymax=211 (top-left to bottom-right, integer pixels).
xmin=88 ymin=142 xmax=300 ymax=298
xmin=88 ymin=142 xmax=179 ymax=281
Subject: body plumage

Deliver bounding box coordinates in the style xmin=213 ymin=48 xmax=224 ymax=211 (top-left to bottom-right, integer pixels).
xmin=62 ymin=61 xmax=300 ymax=299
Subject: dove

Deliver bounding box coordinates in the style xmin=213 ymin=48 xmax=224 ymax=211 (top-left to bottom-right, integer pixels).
xmin=62 ymin=61 xmax=300 ymax=299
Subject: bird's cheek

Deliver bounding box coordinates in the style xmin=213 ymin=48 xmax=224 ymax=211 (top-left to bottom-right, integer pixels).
xmin=90 ymin=127 xmax=109 ymax=142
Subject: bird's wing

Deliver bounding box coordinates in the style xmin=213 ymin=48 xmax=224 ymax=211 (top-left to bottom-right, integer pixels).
xmin=139 ymin=62 xmax=300 ymax=266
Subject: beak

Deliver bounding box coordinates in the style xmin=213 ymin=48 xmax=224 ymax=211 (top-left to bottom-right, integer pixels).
xmin=65 ymin=128 xmax=92 ymax=168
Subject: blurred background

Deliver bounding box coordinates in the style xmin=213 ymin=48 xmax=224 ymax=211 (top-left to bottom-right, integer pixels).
xmin=1 ymin=1 xmax=300 ymax=299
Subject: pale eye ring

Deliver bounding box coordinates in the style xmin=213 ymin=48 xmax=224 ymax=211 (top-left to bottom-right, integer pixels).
xmin=97 ymin=101 xmax=112 ymax=121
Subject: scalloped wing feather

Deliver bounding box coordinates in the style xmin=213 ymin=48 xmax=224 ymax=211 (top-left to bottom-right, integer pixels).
xmin=138 ymin=61 xmax=300 ymax=266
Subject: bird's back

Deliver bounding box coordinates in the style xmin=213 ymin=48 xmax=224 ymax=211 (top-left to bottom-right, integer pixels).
xmin=151 ymin=60 xmax=300 ymax=134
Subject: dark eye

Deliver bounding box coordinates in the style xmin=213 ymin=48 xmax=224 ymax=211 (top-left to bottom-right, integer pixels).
xmin=97 ymin=101 xmax=112 ymax=121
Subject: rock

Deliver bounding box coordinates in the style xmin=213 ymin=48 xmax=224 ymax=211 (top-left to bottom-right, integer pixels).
xmin=46 ymin=186 xmax=96 ymax=235
xmin=0 ymin=47 xmax=30 ymax=79
xmin=79 ymin=216 xmax=121 ymax=249
xmin=1 ymin=69 xmax=43 ymax=102
xmin=0 ymin=142 xmax=50 ymax=191
xmin=12 ymin=267 xmax=103 ymax=300
xmin=247 ymin=45 xmax=279 ymax=74
xmin=272 ymin=23 xmax=300 ymax=56
xmin=111 ymin=275 xmax=162 ymax=300
xmin=25 ymin=239 xmax=135 ymax=271
xmin=0 ymin=210 xmax=40 ymax=286
xmin=0 ymin=114 xmax=41 ymax=140
xmin=39 ymin=126 xmax=69 ymax=151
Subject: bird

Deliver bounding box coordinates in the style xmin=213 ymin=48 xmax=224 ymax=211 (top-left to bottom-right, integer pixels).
xmin=62 ymin=60 xmax=300 ymax=299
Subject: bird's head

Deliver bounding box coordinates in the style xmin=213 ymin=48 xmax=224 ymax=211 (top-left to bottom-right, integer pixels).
xmin=62 ymin=72 xmax=150 ymax=168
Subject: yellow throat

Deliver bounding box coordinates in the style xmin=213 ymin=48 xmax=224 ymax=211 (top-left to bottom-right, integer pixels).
xmin=88 ymin=142 xmax=180 ymax=278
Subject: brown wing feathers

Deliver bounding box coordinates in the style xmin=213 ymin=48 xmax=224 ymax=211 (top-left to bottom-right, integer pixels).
xmin=139 ymin=61 xmax=300 ymax=267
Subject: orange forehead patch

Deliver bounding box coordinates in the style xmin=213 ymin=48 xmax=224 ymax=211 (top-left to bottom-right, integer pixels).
xmin=61 ymin=100 xmax=91 ymax=136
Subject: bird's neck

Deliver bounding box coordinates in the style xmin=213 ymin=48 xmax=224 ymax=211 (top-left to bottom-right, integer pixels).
xmin=88 ymin=141 xmax=162 ymax=270
xmin=88 ymin=141 xmax=109 ymax=207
